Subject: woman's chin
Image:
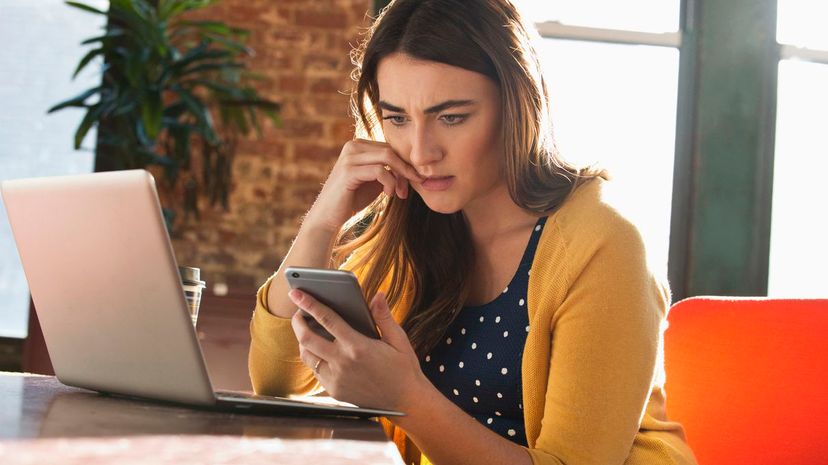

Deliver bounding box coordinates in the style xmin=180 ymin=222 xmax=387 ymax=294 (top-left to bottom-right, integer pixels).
xmin=419 ymin=196 xmax=462 ymax=215
xmin=406 ymin=186 xmax=464 ymax=214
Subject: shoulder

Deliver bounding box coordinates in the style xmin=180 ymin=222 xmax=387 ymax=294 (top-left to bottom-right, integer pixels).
xmin=532 ymin=176 xmax=666 ymax=296
xmin=544 ymin=176 xmax=646 ymax=257
xmin=530 ymin=176 xmax=671 ymax=319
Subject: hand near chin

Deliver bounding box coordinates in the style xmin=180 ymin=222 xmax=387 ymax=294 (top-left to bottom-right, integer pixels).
xmin=288 ymin=289 xmax=426 ymax=411
xmin=303 ymin=139 xmax=424 ymax=234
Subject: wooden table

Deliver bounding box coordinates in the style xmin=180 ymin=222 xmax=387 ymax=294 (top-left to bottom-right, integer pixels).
xmin=0 ymin=372 xmax=404 ymax=465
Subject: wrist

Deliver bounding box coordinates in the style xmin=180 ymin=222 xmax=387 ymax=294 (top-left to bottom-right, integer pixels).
xmin=391 ymin=372 xmax=436 ymax=428
xmin=300 ymin=213 xmax=343 ymax=237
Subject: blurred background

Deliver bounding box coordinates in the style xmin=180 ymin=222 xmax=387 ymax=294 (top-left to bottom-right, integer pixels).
xmin=1 ymin=0 xmax=825 ymax=387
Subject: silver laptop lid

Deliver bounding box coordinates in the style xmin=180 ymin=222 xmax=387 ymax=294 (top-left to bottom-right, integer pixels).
xmin=1 ymin=170 xmax=215 ymax=406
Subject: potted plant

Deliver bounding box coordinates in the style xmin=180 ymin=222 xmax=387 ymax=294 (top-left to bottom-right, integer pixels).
xmin=49 ymin=0 xmax=279 ymax=229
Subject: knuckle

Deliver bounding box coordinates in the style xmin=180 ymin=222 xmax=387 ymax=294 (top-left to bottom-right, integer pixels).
xmin=344 ymin=345 xmax=363 ymax=361
xmin=317 ymin=312 xmax=335 ymax=329
xmin=340 ymin=143 xmax=357 ymax=159
xmin=352 ymin=346 xmax=368 ymax=360
xmin=339 ymin=356 xmax=356 ymax=373
xmin=296 ymin=329 xmax=313 ymax=345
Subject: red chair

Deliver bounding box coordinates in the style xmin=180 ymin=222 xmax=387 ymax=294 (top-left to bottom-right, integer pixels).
xmin=664 ymin=297 xmax=828 ymax=465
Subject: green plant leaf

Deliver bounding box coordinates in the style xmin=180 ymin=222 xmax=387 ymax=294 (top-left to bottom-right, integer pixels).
xmin=134 ymin=116 xmax=152 ymax=148
xmin=159 ymin=0 xmax=203 ymax=21
xmin=136 ymin=147 xmax=175 ymax=168
xmin=228 ymin=105 xmax=248 ymax=134
xmin=247 ymin=105 xmax=261 ymax=136
xmin=108 ymin=2 xmax=156 ymax=45
xmin=242 ymin=71 xmax=268 ymax=81
xmin=80 ymin=28 xmax=126 ymax=45
xmin=130 ymin=0 xmax=157 ymax=22
xmin=74 ymin=104 xmax=102 ymax=149
xmin=188 ymin=78 xmax=245 ymax=98
xmin=264 ymin=107 xmax=281 ymax=127
xmin=65 ymin=1 xmax=107 ymax=15
xmin=173 ymin=86 xmax=218 ymax=144
xmin=72 ymin=47 xmax=103 ymax=79
xmin=56 ymin=0 xmax=279 ymax=219
xmin=141 ymin=90 xmax=163 ymax=140
xmin=177 ymin=20 xmax=232 ymax=36
xmin=179 ymin=61 xmax=244 ymax=78
xmin=48 ymin=86 xmax=101 ymax=113
xmin=205 ymin=35 xmax=252 ymax=55
xmin=166 ymin=48 xmax=235 ymax=81
xmin=111 ymin=99 xmax=138 ymax=117
xmin=171 ymin=126 xmax=192 ymax=167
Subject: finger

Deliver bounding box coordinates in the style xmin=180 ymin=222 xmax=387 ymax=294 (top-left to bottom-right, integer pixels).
xmin=389 ymin=170 xmax=404 ymax=199
xmin=291 ymin=310 xmax=339 ymax=361
xmin=389 ymin=170 xmax=407 ymax=199
xmin=397 ymin=175 xmax=410 ymax=199
xmin=350 ymin=164 xmax=398 ymax=198
xmin=298 ymin=345 xmax=323 ymax=374
xmin=349 ymin=150 xmax=424 ymax=183
xmin=289 ymin=289 xmax=361 ymax=346
xmin=369 ymin=292 xmax=408 ymax=348
xmin=382 ymin=151 xmax=425 ymax=183
xmin=351 ymin=138 xmax=390 ymax=146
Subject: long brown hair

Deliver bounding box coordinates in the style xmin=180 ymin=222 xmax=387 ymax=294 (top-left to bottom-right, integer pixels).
xmin=333 ymin=0 xmax=600 ymax=358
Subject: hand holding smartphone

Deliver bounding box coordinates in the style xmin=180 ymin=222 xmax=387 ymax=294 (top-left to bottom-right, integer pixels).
xmin=284 ymin=266 xmax=381 ymax=341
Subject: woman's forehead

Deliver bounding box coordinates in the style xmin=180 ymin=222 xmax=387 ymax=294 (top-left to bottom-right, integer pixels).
xmin=376 ymin=53 xmax=497 ymax=109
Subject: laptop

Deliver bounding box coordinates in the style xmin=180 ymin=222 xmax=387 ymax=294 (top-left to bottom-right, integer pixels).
xmin=0 ymin=170 xmax=403 ymax=419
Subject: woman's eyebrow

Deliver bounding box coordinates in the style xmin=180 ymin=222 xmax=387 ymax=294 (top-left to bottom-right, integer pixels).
xmin=378 ymin=99 xmax=477 ymax=114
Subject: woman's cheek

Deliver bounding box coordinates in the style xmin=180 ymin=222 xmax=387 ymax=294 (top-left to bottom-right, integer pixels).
xmin=380 ymin=126 xmax=409 ymax=161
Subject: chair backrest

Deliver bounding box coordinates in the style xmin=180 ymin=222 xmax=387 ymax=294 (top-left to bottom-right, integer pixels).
xmin=664 ymin=297 xmax=828 ymax=465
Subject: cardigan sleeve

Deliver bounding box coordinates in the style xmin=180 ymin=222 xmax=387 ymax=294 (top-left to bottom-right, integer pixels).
xmin=526 ymin=216 xmax=669 ymax=465
xmin=248 ymin=275 xmax=321 ymax=397
xmin=248 ymin=245 xmax=373 ymax=397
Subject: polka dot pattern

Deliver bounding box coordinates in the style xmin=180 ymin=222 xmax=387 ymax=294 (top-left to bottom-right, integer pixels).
xmin=420 ymin=216 xmax=548 ymax=446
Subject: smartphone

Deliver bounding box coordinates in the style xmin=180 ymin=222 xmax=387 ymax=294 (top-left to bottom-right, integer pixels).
xmin=284 ymin=266 xmax=380 ymax=341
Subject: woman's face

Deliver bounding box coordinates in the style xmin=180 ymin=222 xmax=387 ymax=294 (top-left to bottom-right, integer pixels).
xmin=376 ymin=53 xmax=504 ymax=214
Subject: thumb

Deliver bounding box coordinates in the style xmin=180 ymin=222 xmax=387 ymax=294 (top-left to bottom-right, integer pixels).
xmin=370 ymin=291 xmax=407 ymax=347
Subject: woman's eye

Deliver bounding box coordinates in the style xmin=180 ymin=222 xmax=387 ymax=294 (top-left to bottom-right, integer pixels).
xmin=440 ymin=114 xmax=468 ymax=126
xmin=383 ymin=115 xmax=407 ymax=126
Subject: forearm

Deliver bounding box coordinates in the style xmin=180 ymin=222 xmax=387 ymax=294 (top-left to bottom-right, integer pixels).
xmin=392 ymin=378 xmax=533 ymax=465
xmin=265 ymin=219 xmax=339 ymax=318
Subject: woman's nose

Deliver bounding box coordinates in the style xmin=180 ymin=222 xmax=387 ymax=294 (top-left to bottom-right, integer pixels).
xmin=408 ymin=126 xmax=443 ymax=167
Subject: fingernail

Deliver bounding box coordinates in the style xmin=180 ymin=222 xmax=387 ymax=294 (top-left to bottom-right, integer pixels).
xmin=289 ymin=289 xmax=303 ymax=302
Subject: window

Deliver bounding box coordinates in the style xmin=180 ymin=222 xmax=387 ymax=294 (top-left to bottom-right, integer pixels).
xmin=0 ymin=0 xmax=106 ymax=337
xmin=518 ymin=0 xmax=682 ymax=275
xmin=767 ymin=0 xmax=828 ymax=297
xmin=519 ymin=0 xmax=679 ymax=33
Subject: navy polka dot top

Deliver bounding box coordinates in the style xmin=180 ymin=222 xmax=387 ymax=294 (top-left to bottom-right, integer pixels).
xmin=420 ymin=215 xmax=548 ymax=446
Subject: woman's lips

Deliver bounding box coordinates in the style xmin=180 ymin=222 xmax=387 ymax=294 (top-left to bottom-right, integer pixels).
xmin=420 ymin=176 xmax=455 ymax=191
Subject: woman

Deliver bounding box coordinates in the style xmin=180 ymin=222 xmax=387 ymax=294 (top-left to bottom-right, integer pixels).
xmin=249 ymin=1 xmax=697 ymax=464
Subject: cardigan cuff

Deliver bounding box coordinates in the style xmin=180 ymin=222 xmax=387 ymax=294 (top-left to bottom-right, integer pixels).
xmin=250 ymin=275 xmax=301 ymax=362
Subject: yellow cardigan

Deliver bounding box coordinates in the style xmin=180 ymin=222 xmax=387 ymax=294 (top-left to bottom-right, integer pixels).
xmin=248 ymin=178 xmax=697 ymax=465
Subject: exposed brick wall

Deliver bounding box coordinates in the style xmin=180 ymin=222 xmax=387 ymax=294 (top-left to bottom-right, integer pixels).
xmin=171 ymin=0 xmax=374 ymax=295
